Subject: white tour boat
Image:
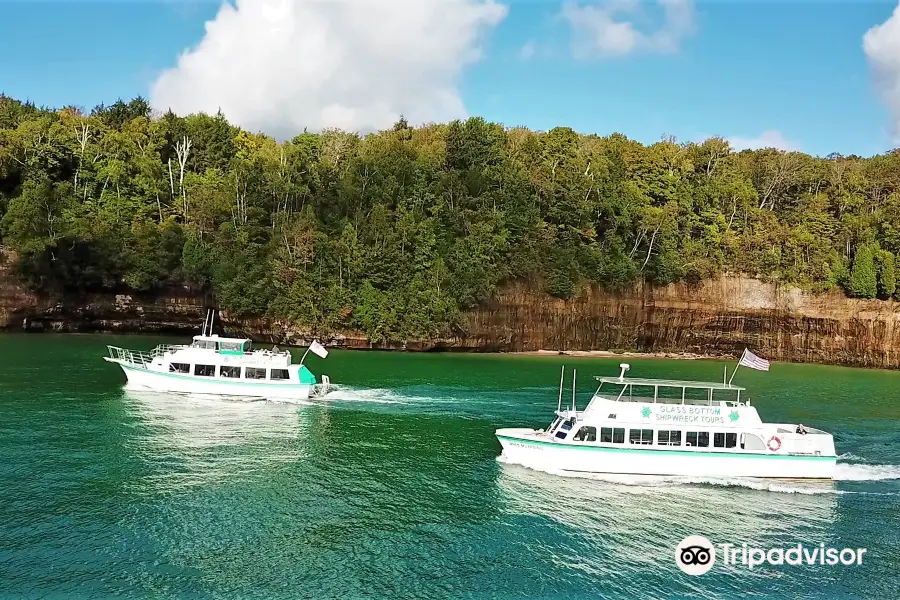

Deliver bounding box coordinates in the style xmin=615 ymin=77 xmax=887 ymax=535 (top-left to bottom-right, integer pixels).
xmin=104 ymin=312 xmax=332 ymax=400
xmin=496 ymin=358 xmax=837 ymax=480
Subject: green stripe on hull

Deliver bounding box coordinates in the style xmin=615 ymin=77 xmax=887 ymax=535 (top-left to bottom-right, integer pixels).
xmin=496 ymin=435 xmax=836 ymax=461
xmin=119 ymin=362 xmax=311 ymax=389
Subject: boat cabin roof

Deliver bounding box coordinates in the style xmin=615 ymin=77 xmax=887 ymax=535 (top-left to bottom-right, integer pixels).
xmin=192 ymin=335 xmax=252 ymax=345
xmin=595 ymin=376 xmax=745 ymax=392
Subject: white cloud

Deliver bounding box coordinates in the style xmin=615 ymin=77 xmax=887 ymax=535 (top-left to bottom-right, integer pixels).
xmin=150 ymin=0 xmax=508 ymax=137
xmin=863 ymin=1 xmax=900 ymax=141
xmin=561 ymin=0 xmax=695 ymax=58
xmin=727 ymin=131 xmax=797 ymax=152
xmin=520 ymin=39 xmax=536 ymax=59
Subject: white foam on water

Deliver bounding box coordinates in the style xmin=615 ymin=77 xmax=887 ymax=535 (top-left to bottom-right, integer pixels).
xmin=678 ymin=476 xmax=840 ymax=495
xmin=316 ymin=385 xmax=409 ymax=404
xmin=837 ymin=452 xmax=868 ymax=463
xmin=834 ymin=462 xmax=900 ymax=481
xmin=263 ymin=397 xmax=318 ymax=406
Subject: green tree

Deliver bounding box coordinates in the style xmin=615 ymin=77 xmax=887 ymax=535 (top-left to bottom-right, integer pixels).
xmin=876 ymin=250 xmax=896 ymax=299
xmin=849 ymin=245 xmax=878 ymax=299
xmin=2 ymin=177 xmax=73 ymax=254
xmin=5 ymin=93 xmax=900 ymax=342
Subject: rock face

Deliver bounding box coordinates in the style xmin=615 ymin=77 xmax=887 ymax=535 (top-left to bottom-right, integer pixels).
xmin=0 ymin=253 xmax=897 ymax=368
xmin=463 ymin=280 xmax=900 ymax=369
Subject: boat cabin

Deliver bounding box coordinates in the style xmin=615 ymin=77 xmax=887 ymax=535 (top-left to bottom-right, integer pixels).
xmin=540 ymin=367 xmax=830 ymax=457
xmin=189 ymin=335 xmax=254 ymax=355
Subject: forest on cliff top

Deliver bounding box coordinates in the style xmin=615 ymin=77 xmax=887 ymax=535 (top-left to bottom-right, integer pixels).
xmin=1 ymin=95 xmax=899 ymax=340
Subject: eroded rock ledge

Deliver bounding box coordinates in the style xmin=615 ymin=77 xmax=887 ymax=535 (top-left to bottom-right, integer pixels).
xmin=0 ymin=263 xmax=896 ymax=369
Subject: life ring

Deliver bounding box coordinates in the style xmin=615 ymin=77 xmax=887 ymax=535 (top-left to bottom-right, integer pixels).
xmin=767 ymin=436 xmax=782 ymax=452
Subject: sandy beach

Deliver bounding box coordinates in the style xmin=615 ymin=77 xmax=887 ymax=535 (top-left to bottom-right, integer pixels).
xmin=514 ymin=349 xmax=725 ymax=361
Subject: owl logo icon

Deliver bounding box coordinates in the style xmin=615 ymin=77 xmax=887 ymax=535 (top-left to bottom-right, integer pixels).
xmin=675 ymin=536 xmax=716 ymax=575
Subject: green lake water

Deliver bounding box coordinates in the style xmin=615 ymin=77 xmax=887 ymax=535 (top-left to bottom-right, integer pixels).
xmin=1 ymin=334 xmax=898 ymax=599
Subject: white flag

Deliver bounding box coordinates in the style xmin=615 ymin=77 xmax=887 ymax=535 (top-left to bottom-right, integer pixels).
xmin=308 ymin=340 xmax=329 ymax=359
xmin=739 ymin=348 xmax=769 ymax=371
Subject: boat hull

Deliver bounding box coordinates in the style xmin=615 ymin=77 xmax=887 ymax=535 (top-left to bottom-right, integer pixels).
xmin=108 ymin=360 xmax=314 ymax=400
xmin=496 ymin=428 xmax=836 ymax=480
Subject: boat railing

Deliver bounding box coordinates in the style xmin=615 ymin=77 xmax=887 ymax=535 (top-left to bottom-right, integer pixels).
xmin=107 ymin=345 xmax=153 ymax=367
xmin=590 ymin=394 xmax=744 ymax=407
xmin=150 ymin=344 xmax=187 ymax=358
xmin=311 ymin=375 xmax=332 ymax=398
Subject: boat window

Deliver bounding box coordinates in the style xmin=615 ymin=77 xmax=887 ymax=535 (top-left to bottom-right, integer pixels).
xmin=725 ymin=433 xmax=737 ymax=448
xmin=741 ymin=433 xmax=766 ymax=451
xmin=193 ymin=340 xmax=217 ymax=350
xmin=600 ymin=427 xmax=626 ymax=443
xmin=555 ymin=418 xmax=576 ymax=439
xmin=219 ymin=366 xmax=241 ymax=378
xmin=194 ymin=364 xmax=215 ymax=377
xmin=574 ymin=426 xmax=597 ymax=442
xmin=245 ymin=367 xmax=266 ymax=380
xmin=686 ymin=431 xmax=710 ymax=448
xmin=270 ymin=369 xmax=290 ymax=380
xmin=657 ymin=430 xmax=682 ymax=446
xmin=714 ymin=432 xmax=725 ymax=448
xmin=629 ymin=429 xmax=653 ymax=445
xmin=547 ymin=417 xmax=562 ymax=433
xmin=218 ymin=341 xmax=245 ymax=354
xmin=169 ymin=362 xmax=190 ymax=373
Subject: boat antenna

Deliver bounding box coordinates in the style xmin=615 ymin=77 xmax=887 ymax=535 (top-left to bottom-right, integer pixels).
xmin=201 ymin=309 xmax=210 ymax=336
xmin=557 ymin=365 xmax=565 ymax=412
xmin=209 ymin=309 xmax=216 ymax=336
xmin=572 ymin=368 xmax=577 ymax=412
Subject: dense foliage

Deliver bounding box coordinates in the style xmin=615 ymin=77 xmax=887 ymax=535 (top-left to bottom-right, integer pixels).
xmin=1 ymin=94 xmax=899 ymax=340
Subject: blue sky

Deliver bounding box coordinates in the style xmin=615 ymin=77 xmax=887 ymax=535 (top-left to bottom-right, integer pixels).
xmin=1 ymin=1 xmax=898 ymax=157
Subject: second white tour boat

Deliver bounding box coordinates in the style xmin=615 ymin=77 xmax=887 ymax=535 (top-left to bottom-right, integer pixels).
xmin=496 ymin=360 xmax=837 ymax=480
xmin=104 ymin=312 xmax=332 ymax=400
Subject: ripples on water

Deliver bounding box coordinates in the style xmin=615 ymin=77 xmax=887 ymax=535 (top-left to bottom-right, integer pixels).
xmin=1 ymin=339 xmax=899 ymax=599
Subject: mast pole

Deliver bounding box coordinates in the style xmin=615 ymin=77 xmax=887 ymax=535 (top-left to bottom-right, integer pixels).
xmin=728 ymin=348 xmax=746 ymax=385
xmin=572 ymin=369 xmax=577 ymax=412
xmin=557 ymin=365 xmax=564 ymax=412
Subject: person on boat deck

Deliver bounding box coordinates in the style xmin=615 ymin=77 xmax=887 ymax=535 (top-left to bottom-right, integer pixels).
xmin=272 ymin=345 xmax=280 ymax=354
xmin=796 ymin=424 xmax=808 ymax=435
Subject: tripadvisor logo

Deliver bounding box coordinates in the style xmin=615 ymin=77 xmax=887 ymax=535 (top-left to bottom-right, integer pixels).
xmin=675 ymin=536 xmax=716 ymax=575
xmin=675 ymin=536 xmax=868 ymax=575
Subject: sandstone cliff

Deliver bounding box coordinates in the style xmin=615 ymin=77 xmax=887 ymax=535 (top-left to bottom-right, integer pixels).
xmin=465 ymin=280 xmax=900 ymax=369
xmin=1 ymin=255 xmax=897 ymax=369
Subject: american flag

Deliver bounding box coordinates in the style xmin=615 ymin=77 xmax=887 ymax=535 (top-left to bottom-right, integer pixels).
xmin=739 ymin=348 xmax=770 ymax=371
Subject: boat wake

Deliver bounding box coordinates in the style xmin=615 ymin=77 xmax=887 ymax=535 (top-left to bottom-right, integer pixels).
xmin=314 ymin=385 xmax=409 ymax=404
xmin=834 ymin=462 xmax=900 ymax=481
xmin=497 ymin=452 xmax=900 ymax=494
xmin=122 ymin=384 xmax=416 ymax=406
xmin=837 ymin=452 xmax=868 ymax=463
